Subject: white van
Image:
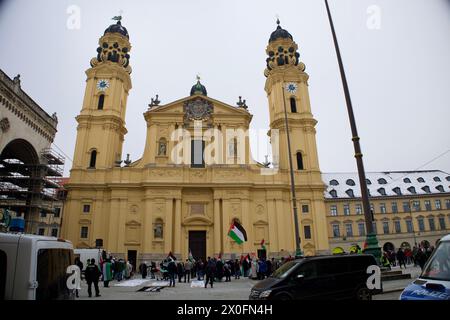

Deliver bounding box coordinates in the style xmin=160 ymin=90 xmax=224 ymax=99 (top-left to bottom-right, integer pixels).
xmin=73 ymin=248 xmax=102 ymax=270
xmin=0 ymin=233 xmax=75 ymax=300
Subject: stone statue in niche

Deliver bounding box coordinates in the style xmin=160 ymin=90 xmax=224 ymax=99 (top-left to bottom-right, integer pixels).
xmin=158 ymin=141 xmax=167 ymax=156
xmin=154 ymin=223 xmax=163 ymax=238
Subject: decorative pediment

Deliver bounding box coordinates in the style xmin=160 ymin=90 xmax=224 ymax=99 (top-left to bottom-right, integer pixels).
xmin=253 ymin=219 xmax=268 ymax=226
xmin=125 ymin=219 xmax=141 ymax=227
xmin=182 ymin=215 xmax=213 ymax=226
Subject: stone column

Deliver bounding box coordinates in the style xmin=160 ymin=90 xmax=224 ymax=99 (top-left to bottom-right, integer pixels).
xmin=267 ymin=198 xmax=279 ymax=253
xmin=275 ymin=198 xmax=286 ymax=251
xmin=241 ymin=198 xmax=251 ymax=253
xmin=164 ymin=198 xmax=173 ymax=254
xmin=174 ymin=198 xmax=182 ymax=256
xmin=214 ymin=198 xmax=221 ymax=255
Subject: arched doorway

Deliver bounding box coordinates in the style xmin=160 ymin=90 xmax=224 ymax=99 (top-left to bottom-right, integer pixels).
xmin=0 ymin=139 xmax=40 ymax=233
xmin=383 ymin=242 xmax=395 ymax=252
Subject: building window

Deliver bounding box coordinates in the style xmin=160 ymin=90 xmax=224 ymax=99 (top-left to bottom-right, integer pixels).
xmin=439 ymin=217 xmax=446 ymax=230
xmin=428 ymin=217 xmax=436 ymax=231
xmin=329 ymin=190 xmax=337 ymax=198
xmin=417 ymin=177 xmax=425 ymax=183
xmin=80 ymin=226 xmax=88 ymax=238
xmin=89 ymin=150 xmax=97 ymax=168
xmin=191 ymin=140 xmax=205 ymax=168
xmin=296 ymin=152 xmax=304 ymax=170
xmin=433 ymin=176 xmax=441 ymax=182
xmin=98 ymin=94 xmax=105 ymax=110
xmin=378 ymin=188 xmax=386 ymax=196
xmin=83 ymin=204 xmax=91 ymax=213
xmin=380 ymin=203 xmax=387 ymax=214
xmin=40 ymin=211 xmax=47 ymax=218
xmin=355 ymin=204 xmax=362 ymax=215
xmin=332 ymin=224 xmax=340 ymax=238
xmin=403 ymin=178 xmax=411 ymax=183
xmin=345 ymin=224 xmax=353 ymax=237
xmin=446 ymin=199 xmax=450 ymax=210
xmin=436 ymin=185 xmax=445 ymax=193
xmin=302 ymin=205 xmax=309 ymax=213
xmin=346 ymin=179 xmax=355 ymax=186
xmin=51 ymin=228 xmax=58 ymax=237
xmin=343 ymin=204 xmax=350 ymax=216
xmin=407 ymin=186 xmax=416 ymax=194
xmin=304 ymin=225 xmax=311 ymax=239
xmin=378 ymin=178 xmax=387 ymax=185
xmin=290 ymin=97 xmax=297 ymax=113
xmin=366 ymin=179 xmax=372 ymax=185
xmin=54 ymin=207 xmax=61 ymax=218
xmin=424 ymin=200 xmax=431 ymax=211
xmin=406 ymin=220 xmax=413 ymax=233
xmin=394 ymin=220 xmax=401 ymax=233
xmin=422 ymin=186 xmax=431 ymax=193
xmin=412 ymin=201 xmax=421 ymax=212
xmin=372 ymin=222 xmax=377 ymax=234
xmin=38 ymin=228 xmax=45 ymax=236
xmin=418 ymin=218 xmax=425 ymax=232
xmin=403 ymin=202 xmax=410 ymax=213
xmin=382 ymin=221 xmax=389 ymax=234
xmin=330 ymin=205 xmax=338 ymax=216
xmin=435 ymin=200 xmax=441 ymax=210
xmin=346 ymin=189 xmax=355 ymax=198
xmin=358 ymin=223 xmax=365 ymax=236
xmin=330 ymin=180 xmax=339 ymax=186
xmin=391 ymin=202 xmax=398 ymax=213
xmin=392 ymin=187 xmax=402 ymax=195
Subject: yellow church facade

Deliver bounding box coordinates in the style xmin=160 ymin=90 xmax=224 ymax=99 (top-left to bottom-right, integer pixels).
xmin=61 ymin=19 xmax=331 ymax=263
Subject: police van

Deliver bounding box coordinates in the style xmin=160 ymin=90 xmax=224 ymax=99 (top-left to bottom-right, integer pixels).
xmin=400 ymin=234 xmax=450 ymax=300
xmin=0 ymin=233 xmax=75 ymax=300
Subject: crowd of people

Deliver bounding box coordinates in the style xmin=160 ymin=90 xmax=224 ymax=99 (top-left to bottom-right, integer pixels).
xmin=380 ymin=245 xmax=435 ymax=270
xmin=135 ymin=254 xmax=296 ymax=288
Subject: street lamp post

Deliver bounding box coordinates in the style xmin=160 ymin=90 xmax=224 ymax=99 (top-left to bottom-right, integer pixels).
xmin=324 ymin=0 xmax=381 ymax=263
xmin=281 ymin=86 xmax=302 ymax=258
xmin=409 ymin=200 xmax=418 ymax=246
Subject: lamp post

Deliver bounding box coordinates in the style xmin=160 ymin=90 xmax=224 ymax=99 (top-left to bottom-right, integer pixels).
xmin=408 ymin=199 xmax=418 ymax=247
xmin=324 ymin=0 xmax=381 ymax=263
xmin=281 ymin=85 xmax=302 ymax=258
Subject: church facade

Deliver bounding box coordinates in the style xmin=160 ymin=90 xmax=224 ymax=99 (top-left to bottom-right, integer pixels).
xmin=61 ymin=19 xmax=331 ymax=264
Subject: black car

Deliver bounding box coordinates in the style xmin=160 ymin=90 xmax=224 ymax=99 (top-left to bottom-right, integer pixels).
xmin=250 ymin=254 xmax=382 ymax=300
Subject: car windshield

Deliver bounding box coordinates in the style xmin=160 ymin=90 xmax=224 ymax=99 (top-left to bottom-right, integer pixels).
xmin=271 ymin=261 xmax=298 ymax=279
xmin=421 ymin=241 xmax=450 ymax=281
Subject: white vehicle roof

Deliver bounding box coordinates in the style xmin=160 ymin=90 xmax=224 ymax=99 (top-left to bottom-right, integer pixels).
xmin=440 ymin=234 xmax=450 ymax=242
xmin=0 ymin=232 xmax=72 ymax=245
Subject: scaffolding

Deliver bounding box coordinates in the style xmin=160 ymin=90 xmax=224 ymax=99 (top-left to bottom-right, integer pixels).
xmin=0 ymin=147 xmax=65 ymax=233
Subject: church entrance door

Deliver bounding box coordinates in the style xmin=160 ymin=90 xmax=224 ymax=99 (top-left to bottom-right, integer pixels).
xmin=189 ymin=231 xmax=206 ymax=262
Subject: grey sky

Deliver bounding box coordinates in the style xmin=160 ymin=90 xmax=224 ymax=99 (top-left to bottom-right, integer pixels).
xmin=1 ymin=0 xmax=449 ymax=176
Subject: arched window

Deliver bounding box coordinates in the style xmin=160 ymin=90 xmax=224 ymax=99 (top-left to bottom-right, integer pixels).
xmin=346 ymin=179 xmax=355 ymax=186
xmin=98 ymin=94 xmax=105 ymax=110
xmin=417 ymin=177 xmax=425 ymax=183
xmin=433 ymin=176 xmax=441 ymax=182
xmin=296 ymin=152 xmax=304 ymax=170
xmin=403 ymin=178 xmax=411 ymax=183
xmin=290 ymin=97 xmax=297 ymax=113
xmin=89 ymin=150 xmax=97 ymax=168
xmin=378 ymin=178 xmax=387 ymax=185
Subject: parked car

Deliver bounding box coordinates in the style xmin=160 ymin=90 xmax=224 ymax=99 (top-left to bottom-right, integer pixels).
xmin=250 ymin=254 xmax=381 ymax=300
xmin=400 ymin=234 xmax=450 ymax=300
xmin=0 ymin=233 xmax=74 ymax=300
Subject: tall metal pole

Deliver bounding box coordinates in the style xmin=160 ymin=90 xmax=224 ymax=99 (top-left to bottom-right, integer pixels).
xmin=324 ymin=0 xmax=380 ymax=262
xmin=281 ymin=87 xmax=302 ymax=257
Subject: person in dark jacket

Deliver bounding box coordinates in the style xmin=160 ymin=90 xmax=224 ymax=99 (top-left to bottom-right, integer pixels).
xmin=397 ymin=248 xmax=406 ymax=269
xmin=177 ymin=261 xmax=185 ymax=283
xmin=215 ymin=259 xmax=224 ymax=282
xmin=139 ymin=261 xmax=148 ymax=279
xmin=85 ymin=258 xmax=101 ymax=298
xmin=168 ymin=258 xmax=177 ymax=287
xmin=205 ymin=257 xmax=216 ymax=288
xmin=234 ymin=259 xmax=241 ymax=279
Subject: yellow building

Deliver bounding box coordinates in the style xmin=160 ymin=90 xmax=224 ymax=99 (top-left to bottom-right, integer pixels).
xmin=61 ymin=19 xmax=330 ymax=264
xmin=323 ymin=171 xmax=450 ymax=253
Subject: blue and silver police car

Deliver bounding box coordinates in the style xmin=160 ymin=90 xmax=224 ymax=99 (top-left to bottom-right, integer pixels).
xmin=400 ymin=234 xmax=450 ymax=300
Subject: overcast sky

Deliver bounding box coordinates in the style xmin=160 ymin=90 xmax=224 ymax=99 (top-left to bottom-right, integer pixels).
xmin=1 ymin=0 xmax=449 ymax=176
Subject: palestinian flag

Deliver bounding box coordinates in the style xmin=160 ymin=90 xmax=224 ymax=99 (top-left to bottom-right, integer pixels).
xmin=260 ymin=239 xmax=266 ymax=251
xmin=228 ymin=221 xmax=247 ymax=244
xmin=188 ymin=249 xmax=195 ymax=262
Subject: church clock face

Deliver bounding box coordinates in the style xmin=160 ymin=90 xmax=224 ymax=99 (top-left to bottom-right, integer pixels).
xmin=285 ymin=82 xmax=298 ymax=94
xmin=96 ymin=79 xmax=110 ymax=91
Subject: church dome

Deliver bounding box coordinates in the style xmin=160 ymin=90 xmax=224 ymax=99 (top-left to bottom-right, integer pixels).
xmin=190 ymin=79 xmax=207 ymax=96
xmin=269 ymin=19 xmax=293 ymax=43
xmin=104 ymin=21 xmax=129 ymax=39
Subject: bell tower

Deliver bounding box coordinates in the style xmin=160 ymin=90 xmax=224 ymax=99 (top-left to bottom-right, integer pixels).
xmin=264 ymin=19 xmax=320 ymax=173
xmin=72 ymin=18 xmax=132 ymax=170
